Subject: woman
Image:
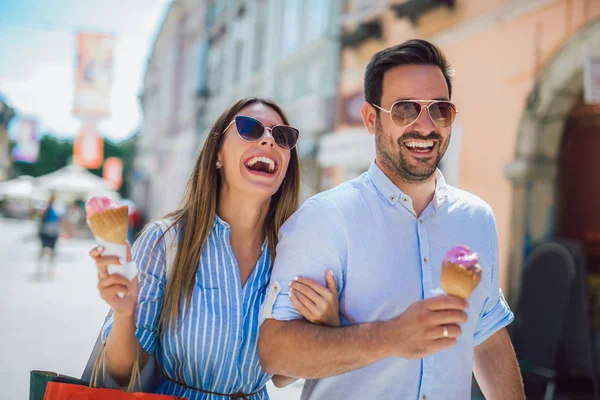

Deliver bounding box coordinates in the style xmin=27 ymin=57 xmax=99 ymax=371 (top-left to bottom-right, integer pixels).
xmin=89 ymin=98 xmax=340 ymax=399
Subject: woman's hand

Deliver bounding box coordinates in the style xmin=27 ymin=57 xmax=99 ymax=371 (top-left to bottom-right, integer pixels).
xmin=289 ymin=270 xmax=340 ymax=327
xmin=89 ymin=244 xmax=138 ymax=317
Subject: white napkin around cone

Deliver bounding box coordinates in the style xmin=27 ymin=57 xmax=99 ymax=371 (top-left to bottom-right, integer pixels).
xmin=96 ymin=236 xmax=138 ymax=297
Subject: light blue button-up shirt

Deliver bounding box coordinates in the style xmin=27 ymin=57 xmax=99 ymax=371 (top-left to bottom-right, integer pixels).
xmin=262 ymin=160 xmax=513 ymax=400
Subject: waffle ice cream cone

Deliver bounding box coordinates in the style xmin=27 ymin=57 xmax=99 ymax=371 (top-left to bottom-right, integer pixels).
xmin=85 ymin=196 xmax=137 ymax=284
xmin=88 ymin=205 xmax=129 ymax=245
xmin=440 ymin=245 xmax=482 ymax=300
xmin=440 ymin=262 xmax=481 ymax=299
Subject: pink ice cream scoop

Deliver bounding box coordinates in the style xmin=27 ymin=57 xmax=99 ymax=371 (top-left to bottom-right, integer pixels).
xmin=443 ymin=245 xmax=480 ymax=270
xmin=440 ymin=244 xmax=482 ymax=299
xmin=85 ymin=195 xmax=120 ymax=223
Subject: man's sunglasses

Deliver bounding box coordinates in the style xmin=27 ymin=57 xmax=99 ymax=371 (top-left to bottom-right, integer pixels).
xmin=222 ymin=116 xmax=299 ymax=150
xmin=372 ymin=100 xmax=457 ymax=128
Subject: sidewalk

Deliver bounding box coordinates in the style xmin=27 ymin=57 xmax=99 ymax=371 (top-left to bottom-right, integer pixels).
xmin=0 ymin=218 xmax=303 ymax=399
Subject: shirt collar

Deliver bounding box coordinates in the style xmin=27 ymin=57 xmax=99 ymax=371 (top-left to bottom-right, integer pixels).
xmin=367 ymin=160 xmax=448 ymax=209
xmin=214 ymin=214 xmax=230 ymax=230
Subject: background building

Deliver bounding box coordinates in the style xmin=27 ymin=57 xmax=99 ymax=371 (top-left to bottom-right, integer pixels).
xmin=319 ymin=0 xmax=600 ymax=305
xmin=131 ymin=0 xmax=600 ymax=335
xmin=136 ymin=0 xmax=342 ymax=216
xmin=198 ymin=0 xmax=342 ymax=199
xmin=134 ymin=0 xmax=209 ymax=219
xmin=0 ymin=96 xmax=15 ymax=181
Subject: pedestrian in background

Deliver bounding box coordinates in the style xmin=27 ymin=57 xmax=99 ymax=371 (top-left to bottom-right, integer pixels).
xmin=35 ymin=192 xmax=62 ymax=280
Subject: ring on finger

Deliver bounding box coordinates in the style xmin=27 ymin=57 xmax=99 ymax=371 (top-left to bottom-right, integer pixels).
xmin=442 ymin=326 xmax=449 ymax=338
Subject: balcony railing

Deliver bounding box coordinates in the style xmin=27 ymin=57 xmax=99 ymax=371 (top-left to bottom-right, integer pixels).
xmin=341 ymin=19 xmax=383 ymax=48
xmin=392 ymin=0 xmax=455 ymax=25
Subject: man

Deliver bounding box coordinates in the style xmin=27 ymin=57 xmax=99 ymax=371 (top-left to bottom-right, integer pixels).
xmin=258 ymin=39 xmax=524 ymax=399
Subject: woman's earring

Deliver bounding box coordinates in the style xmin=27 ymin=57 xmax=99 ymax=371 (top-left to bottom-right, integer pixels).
xmin=216 ymin=160 xmax=222 ymax=168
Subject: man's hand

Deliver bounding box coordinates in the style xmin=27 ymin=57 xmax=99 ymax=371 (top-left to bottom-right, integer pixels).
xmin=380 ymin=295 xmax=469 ymax=359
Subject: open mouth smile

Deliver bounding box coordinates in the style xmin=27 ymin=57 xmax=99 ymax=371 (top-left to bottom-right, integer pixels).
xmin=244 ymin=155 xmax=278 ymax=176
xmin=403 ymin=139 xmax=436 ymax=156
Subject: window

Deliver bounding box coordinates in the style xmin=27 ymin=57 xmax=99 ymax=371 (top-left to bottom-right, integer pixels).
xmin=253 ymin=24 xmax=265 ymax=72
xmin=282 ymin=0 xmax=301 ymax=56
xmin=438 ymin=121 xmax=462 ymax=186
xmin=206 ymin=0 xmax=233 ymax=28
xmin=215 ymin=0 xmax=232 ymax=18
xmin=197 ymin=42 xmax=209 ymax=94
xmin=305 ymin=0 xmax=330 ymax=42
xmin=253 ymin=0 xmax=266 ymax=72
xmin=306 ymin=60 xmax=321 ymax=92
xmin=179 ymin=43 xmax=198 ymax=118
xmin=206 ymin=1 xmax=217 ymax=28
xmin=233 ymin=40 xmax=244 ymax=84
xmin=207 ymin=45 xmax=224 ymax=94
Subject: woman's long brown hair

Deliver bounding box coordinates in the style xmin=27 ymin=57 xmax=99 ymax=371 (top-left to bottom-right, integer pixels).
xmin=156 ymin=98 xmax=300 ymax=332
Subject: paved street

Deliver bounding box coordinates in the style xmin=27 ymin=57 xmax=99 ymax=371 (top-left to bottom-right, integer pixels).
xmin=0 ymin=217 xmax=303 ymax=400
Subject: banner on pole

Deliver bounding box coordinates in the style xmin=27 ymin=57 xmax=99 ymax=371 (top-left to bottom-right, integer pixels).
xmin=103 ymin=157 xmax=123 ymax=190
xmin=12 ymin=118 xmax=39 ymax=163
xmin=74 ymin=124 xmax=104 ymax=169
xmin=73 ymin=32 xmax=115 ymax=118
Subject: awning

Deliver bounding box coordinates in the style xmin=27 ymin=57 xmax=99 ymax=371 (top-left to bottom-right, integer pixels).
xmin=37 ymin=164 xmax=112 ymax=195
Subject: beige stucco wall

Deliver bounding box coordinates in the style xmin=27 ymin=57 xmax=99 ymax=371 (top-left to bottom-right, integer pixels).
xmin=335 ymin=0 xmax=600 ymax=296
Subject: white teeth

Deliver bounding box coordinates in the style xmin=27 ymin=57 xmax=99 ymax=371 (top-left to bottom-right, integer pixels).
xmin=404 ymin=140 xmax=434 ymax=148
xmin=245 ymin=156 xmax=275 ymax=173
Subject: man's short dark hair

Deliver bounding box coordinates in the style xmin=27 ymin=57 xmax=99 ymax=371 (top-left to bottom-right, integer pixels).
xmin=364 ymin=39 xmax=453 ymax=106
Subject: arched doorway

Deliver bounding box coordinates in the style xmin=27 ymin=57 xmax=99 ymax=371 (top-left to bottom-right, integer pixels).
xmin=557 ymin=101 xmax=600 ymax=272
xmin=505 ymin=20 xmax=600 ymax=303
xmin=505 ymin=19 xmax=600 ymax=393
xmin=556 ymin=100 xmax=600 ymax=333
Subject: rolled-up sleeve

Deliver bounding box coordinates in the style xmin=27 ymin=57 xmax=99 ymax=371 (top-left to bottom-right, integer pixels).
xmin=101 ymin=223 xmax=168 ymax=355
xmin=260 ymin=198 xmax=346 ymax=323
xmin=474 ymin=211 xmax=514 ymax=346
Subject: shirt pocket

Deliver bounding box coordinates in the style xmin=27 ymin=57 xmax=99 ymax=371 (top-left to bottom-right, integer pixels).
xmin=193 ymin=275 xmax=222 ymax=316
xmin=194 ymin=273 xmax=220 ymax=290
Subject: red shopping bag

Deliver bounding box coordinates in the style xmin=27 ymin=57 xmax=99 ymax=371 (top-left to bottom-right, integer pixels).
xmin=43 ymin=381 xmax=186 ymax=400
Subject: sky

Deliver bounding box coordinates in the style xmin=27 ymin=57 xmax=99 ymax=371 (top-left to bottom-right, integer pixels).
xmin=0 ymin=0 xmax=172 ymax=142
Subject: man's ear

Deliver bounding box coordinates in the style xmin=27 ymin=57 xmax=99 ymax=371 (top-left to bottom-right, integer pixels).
xmin=361 ymin=102 xmax=377 ymax=135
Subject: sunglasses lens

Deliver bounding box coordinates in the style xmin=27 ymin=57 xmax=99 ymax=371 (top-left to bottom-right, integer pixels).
xmin=391 ymin=102 xmax=422 ymax=126
xmin=234 ymin=116 xmax=299 ymax=150
xmin=272 ymin=126 xmax=299 ymax=150
xmin=235 ymin=116 xmax=264 ymax=141
xmin=429 ymin=102 xmax=455 ymax=127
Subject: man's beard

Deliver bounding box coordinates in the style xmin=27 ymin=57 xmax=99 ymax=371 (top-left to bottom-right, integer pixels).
xmin=375 ymin=117 xmax=449 ymax=184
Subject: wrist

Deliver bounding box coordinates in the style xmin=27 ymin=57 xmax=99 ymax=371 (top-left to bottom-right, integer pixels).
xmin=113 ymin=311 xmax=136 ymax=321
xmin=368 ymin=321 xmax=393 ymax=361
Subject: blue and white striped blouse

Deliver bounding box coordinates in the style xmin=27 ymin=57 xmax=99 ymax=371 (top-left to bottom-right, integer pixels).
xmin=101 ymin=216 xmax=273 ymax=400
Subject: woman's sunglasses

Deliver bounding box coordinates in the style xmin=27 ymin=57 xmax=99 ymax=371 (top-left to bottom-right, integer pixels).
xmin=222 ymin=115 xmax=299 ymax=150
xmin=372 ymin=100 xmax=457 ymax=128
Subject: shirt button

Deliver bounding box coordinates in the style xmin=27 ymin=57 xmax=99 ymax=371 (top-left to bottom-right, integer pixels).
xmin=402 ymin=197 xmax=408 ymax=202
xmin=389 ymin=195 xmax=395 ymax=201
xmin=423 ymin=257 xmax=428 ymax=263
xmin=419 ymin=219 xmax=423 ymax=224
xmin=422 ymin=395 xmax=427 ymax=400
